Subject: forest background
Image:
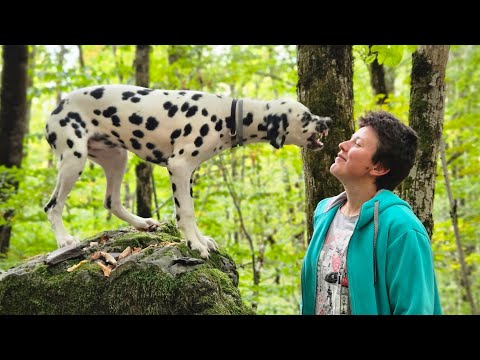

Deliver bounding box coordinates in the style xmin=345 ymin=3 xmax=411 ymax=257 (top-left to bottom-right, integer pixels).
xmin=0 ymin=45 xmax=478 ymax=314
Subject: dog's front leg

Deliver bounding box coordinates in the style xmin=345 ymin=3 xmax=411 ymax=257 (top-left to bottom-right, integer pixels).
xmin=168 ymin=160 xmax=217 ymax=259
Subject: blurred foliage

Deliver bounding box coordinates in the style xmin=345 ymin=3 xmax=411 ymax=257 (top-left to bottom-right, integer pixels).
xmin=0 ymin=45 xmax=478 ymax=314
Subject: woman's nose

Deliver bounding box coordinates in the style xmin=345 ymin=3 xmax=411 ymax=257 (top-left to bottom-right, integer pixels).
xmin=339 ymin=140 xmax=349 ymax=152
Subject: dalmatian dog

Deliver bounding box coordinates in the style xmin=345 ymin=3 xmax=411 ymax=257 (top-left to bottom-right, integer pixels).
xmin=44 ymin=85 xmax=330 ymax=258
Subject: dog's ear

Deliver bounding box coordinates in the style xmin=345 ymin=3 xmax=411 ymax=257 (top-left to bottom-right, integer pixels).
xmin=266 ymin=114 xmax=288 ymax=149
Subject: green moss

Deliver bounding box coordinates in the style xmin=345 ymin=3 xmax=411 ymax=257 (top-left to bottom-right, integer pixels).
xmin=106 ymin=265 xmax=178 ymax=315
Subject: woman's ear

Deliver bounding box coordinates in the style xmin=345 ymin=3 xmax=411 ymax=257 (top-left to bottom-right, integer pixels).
xmin=370 ymin=163 xmax=390 ymax=177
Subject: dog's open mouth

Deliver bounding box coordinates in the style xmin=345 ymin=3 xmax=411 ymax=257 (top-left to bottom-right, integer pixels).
xmin=307 ymin=131 xmax=327 ymax=150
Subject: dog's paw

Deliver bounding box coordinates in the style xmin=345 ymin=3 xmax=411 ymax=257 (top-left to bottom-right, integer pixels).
xmin=204 ymin=236 xmax=218 ymax=252
xmin=188 ymin=240 xmax=210 ymax=259
xmin=134 ymin=218 xmax=161 ymax=232
xmin=58 ymin=235 xmax=80 ymax=248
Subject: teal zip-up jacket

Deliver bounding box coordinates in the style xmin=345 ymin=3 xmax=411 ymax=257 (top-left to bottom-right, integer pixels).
xmin=301 ymin=190 xmax=442 ymax=315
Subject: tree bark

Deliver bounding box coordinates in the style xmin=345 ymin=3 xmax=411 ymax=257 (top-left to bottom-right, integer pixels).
xmin=297 ymin=45 xmax=354 ymax=243
xmin=0 ymin=45 xmax=28 ymax=254
xmin=134 ymin=45 xmax=153 ymax=218
xmin=399 ymin=46 xmax=450 ymax=238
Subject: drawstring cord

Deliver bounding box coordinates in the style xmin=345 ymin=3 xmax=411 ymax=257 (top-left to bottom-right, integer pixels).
xmin=373 ymin=201 xmax=379 ymax=285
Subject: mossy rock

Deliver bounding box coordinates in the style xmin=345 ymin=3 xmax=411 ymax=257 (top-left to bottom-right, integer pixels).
xmin=0 ymin=221 xmax=254 ymax=315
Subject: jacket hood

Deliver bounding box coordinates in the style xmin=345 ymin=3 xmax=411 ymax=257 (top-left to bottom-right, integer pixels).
xmin=323 ymin=189 xmax=412 ymax=229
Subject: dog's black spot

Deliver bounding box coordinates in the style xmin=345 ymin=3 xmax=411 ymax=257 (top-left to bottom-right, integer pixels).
xmin=133 ymin=130 xmax=144 ymax=138
xmin=67 ymin=139 xmax=74 ymax=148
xmin=220 ymin=134 xmax=224 ymax=138
xmin=106 ymin=195 xmax=112 ymax=209
xmin=186 ymin=106 xmax=198 ymax=117
xmin=111 ymin=115 xmax=121 ymax=127
xmin=219 ymin=145 xmax=223 ymax=150
xmin=172 ymin=183 xmax=176 ymax=192
xmin=190 ymin=187 xmax=193 ymax=197
xmin=94 ymin=109 xmax=101 ymax=116
xmin=202 ymin=108 xmax=208 ymax=116
xmin=192 ymin=150 xmax=199 ymax=156
xmin=281 ymin=101 xmax=286 ymax=105
xmin=194 ymin=137 xmax=203 ymax=147
xmin=215 ymin=120 xmax=223 ymax=132
xmin=71 ymin=123 xmax=79 ymax=130
xmin=181 ymin=102 xmax=190 ymax=112
xmin=183 ymin=124 xmax=192 ymax=137
xmin=179 ymin=149 xmax=184 ymax=155
xmin=168 ymin=105 xmax=179 ymax=117
xmin=250 ymin=134 xmax=258 ymax=138
xmin=92 ymin=119 xmax=99 ymax=126
xmin=122 ymin=91 xmax=135 ymax=100
xmin=44 ymin=197 xmax=57 ymax=212
xmin=88 ymin=153 xmax=96 ymax=158
xmin=74 ymin=151 xmax=82 ymax=158
xmin=216 ymin=95 xmax=222 ymax=98
xmin=170 ymin=129 xmax=182 ymax=140
xmin=174 ymin=197 xmax=180 ymax=208
xmin=146 ymin=142 xmax=155 ymax=150
xmin=111 ymin=130 xmax=120 ymax=138
xmin=163 ymin=92 xmax=169 ymax=96
xmin=177 ymin=215 xmax=181 ymax=222
xmin=266 ymin=103 xmax=270 ymax=110
xmin=90 ymin=87 xmax=105 ymax=99
xmin=146 ymin=117 xmax=159 ymax=130
xmin=258 ymin=124 xmax=268 ymax=132
xmin=129 ymin=113 xmax=143 ymax=125
xmin=103 ymin=107 xmax=117 ymax=118
xmin=169 ymin=170 xmax=173 ymax=176
xmin=171 ymin=154 xmax=176 ymax=159
xmin=163 ymin=101 xmax=172 ymax=110
xmin=75 ymin=130 xmax=82 ymax=139
xmin=59 ymin=119 xmax=67 ymax=127
xmin=137 ymin=89 xmax=152 ymax=96
xmin=225 ymin=116 xmax=234 ymax=130
xmin=47 ymin=132 xmax=57 ymax=148
xmin=130 ymin=138 xmax=141 ymax=150
xmin=191 ymin=94 xmax=202 ymax=101
xmin=79 ymin=171 xmax=82 ymax=176
xmin=131 ymin=97 xmax=141 ymax=103
xmin=51 ymin=99 xmax=65 ymax=115
xmin=179 ymin=91 xmax=186 ymax=96
xmin=153 ymin=150 xmax=164 ymax=160
xmin=243 ymin=113 xmax=254 ymax=126
xmin=288 ymin=108 xmax=292 ymax=113
xmin=200 ymin=124 xmax=209 ymax=137
xmin=302 ymin=129 xmax=308 ymax=133
xmin=211 ymin=115 xmax=217 ymax=123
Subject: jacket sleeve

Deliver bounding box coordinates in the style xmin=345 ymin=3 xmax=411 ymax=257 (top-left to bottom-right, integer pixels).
xmin=386 ymin=229 xmax=437 ymax=314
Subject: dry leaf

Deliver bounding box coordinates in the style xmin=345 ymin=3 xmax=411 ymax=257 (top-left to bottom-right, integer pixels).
xmin=96 ymin=261 xmax=111 ymax=277
xmin=100 ymin=234 xmax=109 ymax=244
xmin=100 ymin=251 xmax=117 ymax=265
xmin=67 ymin=260 xmax=89 ymax=272
xmin=132 ymin=247 xmax=142 ymax=254
xmin=118 ymin=246 xmax=132 ymax=260
xmin=90 ymin=251 xmax=102 ymax=260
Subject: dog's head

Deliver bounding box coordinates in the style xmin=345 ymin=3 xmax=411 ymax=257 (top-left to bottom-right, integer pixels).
xmin=265 ymin=99 xmax=330 ymax=151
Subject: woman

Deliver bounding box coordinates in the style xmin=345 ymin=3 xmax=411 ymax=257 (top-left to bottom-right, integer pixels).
xmin=301 ymin=111 xmax=442 ymax=315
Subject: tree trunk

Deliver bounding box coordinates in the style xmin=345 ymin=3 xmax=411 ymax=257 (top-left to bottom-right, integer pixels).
xmin=399 ymin=46 xmax=449 ymax=238
xmin=134 ymin=45 xmax=153 ymax=218
xmin=440 ymin=138 xmax=477 ymax=314
xmin=0 ymin=45 xmax=28 ymax=255
xmin=368 ymin=46 xmax=390 ymax=105
xmin=297 ymin=45 xmax=354 ymax=243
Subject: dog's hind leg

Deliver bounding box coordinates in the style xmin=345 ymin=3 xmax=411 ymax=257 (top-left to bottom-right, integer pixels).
xmin=45 ymin=145 xmax=87 ymax=248
xmin=88 ymin=146 xmax=161 ymax=231
xmin=168 ymin=159 xmax=218 ymax=259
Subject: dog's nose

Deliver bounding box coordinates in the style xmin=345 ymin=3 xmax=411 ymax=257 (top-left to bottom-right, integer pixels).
xmin=315 ymin=117 xmax=331 ymax=133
